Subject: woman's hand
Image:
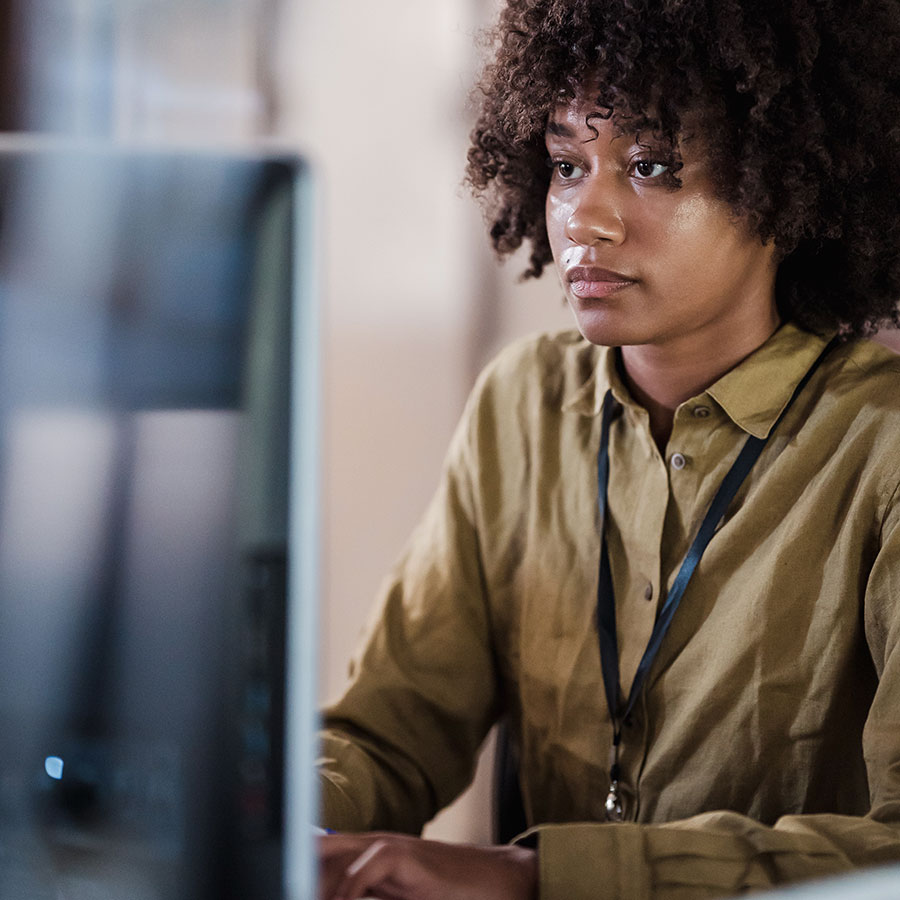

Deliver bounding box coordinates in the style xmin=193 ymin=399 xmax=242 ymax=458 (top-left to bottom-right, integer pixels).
xmin=317 ymin=832 xmax=538 ymax=900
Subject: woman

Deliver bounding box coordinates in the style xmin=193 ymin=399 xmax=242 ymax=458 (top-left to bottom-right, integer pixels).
xmin=318 ymin=0 xmax=900 ymax=897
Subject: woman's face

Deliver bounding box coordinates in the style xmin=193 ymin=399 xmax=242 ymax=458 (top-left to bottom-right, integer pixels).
xmin=544 ymin=94 xmax=779 ymax=350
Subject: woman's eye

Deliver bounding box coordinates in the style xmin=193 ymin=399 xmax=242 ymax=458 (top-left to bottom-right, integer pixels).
xmin=551 ymin=160 xmax=584 ymax=180
xmin=633 ymin=159 xmax=670 ymax=179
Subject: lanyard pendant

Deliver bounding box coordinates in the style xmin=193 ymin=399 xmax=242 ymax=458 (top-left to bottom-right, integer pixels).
xmin=605 ymin=780 xmax=624 ymax=822
xmin=606 ymin=733 xmax=625 ymax=821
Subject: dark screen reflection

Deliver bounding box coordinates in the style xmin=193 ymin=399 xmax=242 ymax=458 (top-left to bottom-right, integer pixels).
xmin=0 ymin=145 xmax=298 ymax=900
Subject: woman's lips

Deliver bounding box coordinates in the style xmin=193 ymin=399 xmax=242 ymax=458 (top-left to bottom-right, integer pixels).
xmin=566 ymin=266 xmax=636 ymax=299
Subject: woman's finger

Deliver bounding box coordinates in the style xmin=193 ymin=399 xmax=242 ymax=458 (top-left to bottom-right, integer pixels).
xmin=332 ymin=838 xmax=412 ymax=900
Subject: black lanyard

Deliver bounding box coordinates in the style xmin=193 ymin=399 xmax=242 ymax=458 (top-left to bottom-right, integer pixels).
xmin=595 ymin=337 xmax=837 ymax=821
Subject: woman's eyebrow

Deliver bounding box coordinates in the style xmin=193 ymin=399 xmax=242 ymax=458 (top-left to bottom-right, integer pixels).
xmin=546 ymin=120 xmax=576 ymax=137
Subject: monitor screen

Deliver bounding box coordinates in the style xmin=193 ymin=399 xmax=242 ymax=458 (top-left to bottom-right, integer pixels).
xmin=0 ymin=141 xmax=319 ymax=900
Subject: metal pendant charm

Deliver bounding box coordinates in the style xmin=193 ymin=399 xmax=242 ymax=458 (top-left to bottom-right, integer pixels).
xmin=605 ymin=780 xmax=624 ymax=822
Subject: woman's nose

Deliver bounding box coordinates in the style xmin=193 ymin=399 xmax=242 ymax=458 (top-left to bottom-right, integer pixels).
xmin=564 ymin=176 xmax=626 ymax=246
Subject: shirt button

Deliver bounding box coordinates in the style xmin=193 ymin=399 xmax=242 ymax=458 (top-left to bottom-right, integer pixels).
xmin=643 ymin=583 xmax=653 ymax=602
xmin=692 ymin=405 xmax=711 ymax=418
xmin=670 ymin=452 xmax=687 ymax=470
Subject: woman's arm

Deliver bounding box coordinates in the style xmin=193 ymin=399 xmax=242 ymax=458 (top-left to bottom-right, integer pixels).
xmin=318 ymin=365 xmax=502 ymax=835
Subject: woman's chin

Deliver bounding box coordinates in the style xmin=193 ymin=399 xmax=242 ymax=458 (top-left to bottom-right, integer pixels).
xmin=569 ymin=306 xmax=649 ymax=348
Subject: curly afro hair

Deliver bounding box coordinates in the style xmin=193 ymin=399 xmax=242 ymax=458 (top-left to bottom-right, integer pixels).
xmin=466 ymin=0 xmax=900 ymax=336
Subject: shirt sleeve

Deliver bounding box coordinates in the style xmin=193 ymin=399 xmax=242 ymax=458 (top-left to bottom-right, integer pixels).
xmin=527 ymin=480 xmax=900 ymax=899
xmin=317 ymin=374 xmax=501 ymax=835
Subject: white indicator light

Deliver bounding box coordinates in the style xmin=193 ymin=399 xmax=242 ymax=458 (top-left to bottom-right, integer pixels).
xmin=44 ymin=756 xmax=64 ymax=780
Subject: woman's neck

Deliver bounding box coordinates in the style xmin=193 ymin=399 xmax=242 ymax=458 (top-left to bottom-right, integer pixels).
xmin=619 ymin=310 xmax=781 ymax=451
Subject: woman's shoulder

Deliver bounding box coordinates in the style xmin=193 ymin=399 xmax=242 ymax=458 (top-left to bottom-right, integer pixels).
xmin=474 ymin=328 xmax=603 ymax=401
xmin=841 ymin=333 xmax=900 ymax=370
xmin=484 ymin=327 xmax=596 ymax=367
xmin=832 ymin=335 xmax=900 ymax=404
xmin=452 ymin=329 xmax=607 ymax=451
xmin=826 ymin=337 xmax=900 ymax=509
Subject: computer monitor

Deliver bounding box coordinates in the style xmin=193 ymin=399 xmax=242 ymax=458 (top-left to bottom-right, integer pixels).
xmin=0 ymin=139 xmax=320 ymax=900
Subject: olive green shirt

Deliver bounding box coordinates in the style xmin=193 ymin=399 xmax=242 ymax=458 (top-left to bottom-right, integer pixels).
xmin=318 ymin=323 xmax=900 ymax=898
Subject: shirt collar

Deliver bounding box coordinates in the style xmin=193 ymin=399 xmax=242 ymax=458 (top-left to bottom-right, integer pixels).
xmin=705 ymin=323 xmax=834 ymax=438
xmin=561 ymin=344 xmax=620 ymax=417
xmin=561 ymin=323 xmax=835 ymax=439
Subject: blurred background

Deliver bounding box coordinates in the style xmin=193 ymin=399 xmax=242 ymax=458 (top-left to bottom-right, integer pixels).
xmin=0 ymin=0 xmax=572 ymax=849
